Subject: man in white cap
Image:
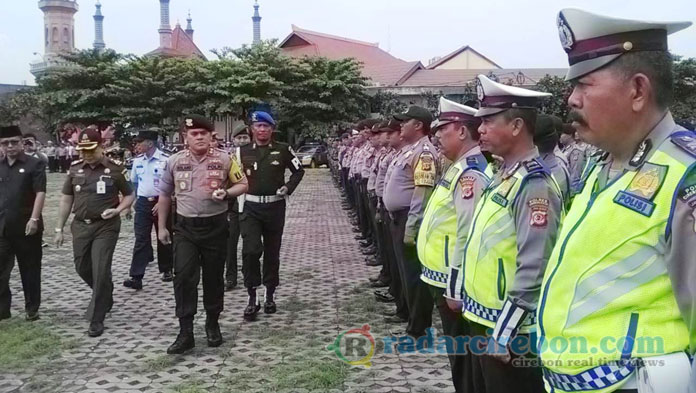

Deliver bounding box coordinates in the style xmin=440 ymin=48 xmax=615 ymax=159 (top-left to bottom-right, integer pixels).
xmin=537 ymin=8 xmax=696 ymax=393
xmin=455 ymin=74 xmax=563 ymax=392
xmin=416 ymin=97 xmax=490 ymax=393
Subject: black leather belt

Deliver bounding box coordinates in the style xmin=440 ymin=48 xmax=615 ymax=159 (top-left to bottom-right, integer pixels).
xmin=138 ymin=196 xmax=159 ymax=202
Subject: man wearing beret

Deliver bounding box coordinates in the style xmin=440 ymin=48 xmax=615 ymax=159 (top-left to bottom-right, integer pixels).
xmin=0 ymin=125 xmax=47 ymax=322
xmin=55 ymin=128 xmax=135 ymax=337
xmin=538 ymin=9 xmax=696 ymax=393
xmin=123 ymin=130 xmax=173 ymax=291
xmin=225 ymin=123 xmax=251 ymax=291
xmin=238 ymin=111 xmax=304 ymax=321
xmin=157 ymin=114 xmax=248 ymax=354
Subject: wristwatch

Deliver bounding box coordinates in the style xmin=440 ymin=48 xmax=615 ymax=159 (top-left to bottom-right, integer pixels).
xmin=54 ymin=228 xmax=63 ymax=233
xmin=30 ymin=218 xmax=39 ymax=222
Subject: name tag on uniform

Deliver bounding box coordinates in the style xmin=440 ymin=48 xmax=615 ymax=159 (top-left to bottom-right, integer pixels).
xmin=613 ymin=163 xmax=666 ymax=217
xmin=97 ymin=180 xmax=106 ymax=194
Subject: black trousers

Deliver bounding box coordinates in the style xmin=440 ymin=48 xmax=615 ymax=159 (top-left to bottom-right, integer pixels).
xmin=357 ymin=178 xmax=371 ymax=238
xmin=427 ymin=285 xmax=473 ymax=393
xmin=367 ymin=194 xmax=384 ymax=266
xmin=72 ymin=218 xmax=120 ymax=322
xmin=389 ymin=208 xmax=433 ymax=336
xmin=47 ymin=157 xmax=57 ymax=172
xmin=240 ymin=200 xmax=286 ymax=290
xmin=345 ymin=172 xmax=355 ymax=207
xmin=382 ymin=211 xmax=408 ymax=319
xmin=469 ymin=321 xmax=544 ymax=393
xmin=173 ymin=213 xmax=228 ymax=320
xmin=226 ymin=206 xmax=241 ymax=283
xmin=0 ymin=233 xmax=42 ymax=318
xmin=129 ymin=197 xmax=173 ymax=279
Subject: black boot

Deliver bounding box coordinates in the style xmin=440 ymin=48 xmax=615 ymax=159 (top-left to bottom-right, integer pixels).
xmin=205 ymin=314 xmax=223 ymax=347
xmin=167 ymin=318 xmax=195 ymax=354
xmin=264 ymin=287 xmax=276 ymax=314
xmin=243 ymin=289 xmax=261 ymax=321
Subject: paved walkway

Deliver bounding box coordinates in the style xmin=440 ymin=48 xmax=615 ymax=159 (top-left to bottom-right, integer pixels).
xmin=0 ymin=169 xmax=454 ymax=393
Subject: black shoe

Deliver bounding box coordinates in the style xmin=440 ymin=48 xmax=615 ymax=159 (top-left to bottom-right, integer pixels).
xmin=382 ymin=309 xmax=397 ymax=317
xmin=354 ymin=234 xmax=367 ymax=240
xmin=264 ymin=301 xmax=277 ymax=314
xmin=88 ymin=321 xmax=104 ymax=337
xmin=342 ymin=205 xmax=352 ymax=210
xmin=205 ymin=316 xmax=223 ymax=347
xmin=225 ymin=280 xmax=237 ymax=291
xmin=361 ymin=247 xmax=377 ymax=256
xmin=385 ymin=315 xmax=408 ymax=324
xmin=369 ymin=279 xmax=389 ymax=288
xmin=351 ymin=228 xmax=362 ymax=234
xmin=243 ymin=304 xmax=261 ymax=321
xmin=167 ymin=331 xmax=195 ymax=354
xmin=161 ymin=272 xmax=174 ymax=282
xmin=368 ymin=276 xmax=380 ymax=283
xmin=123 ymin=277 xmax=143 ymax=290
xmin=375 ymin=292 xmax=395 ymax=303
xmin=359 ymin=240 xmax=372 ymax=247
xmin=365 ymin=258 xmax=381 ymax=267
xmin=26 ymin=311 xmax=40 ymax=321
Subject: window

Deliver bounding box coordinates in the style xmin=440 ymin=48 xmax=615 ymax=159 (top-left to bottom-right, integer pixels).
xmin=63 ymin=28 xmax=69 ymax=46
xmin=52 ymin=27 xmax=58 ymax=44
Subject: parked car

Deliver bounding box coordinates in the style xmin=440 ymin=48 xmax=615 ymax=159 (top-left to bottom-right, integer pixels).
xmin=295 ymin=144 xmax=328 ymax=168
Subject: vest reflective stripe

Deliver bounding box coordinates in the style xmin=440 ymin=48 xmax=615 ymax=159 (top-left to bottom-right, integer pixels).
xmin=417 ymin=163 xmax=464 ymax=288
xmin=538 ymin=140 xmax=691 ymax=393
xmin=463 ymin=164 xmax=560 ymax=333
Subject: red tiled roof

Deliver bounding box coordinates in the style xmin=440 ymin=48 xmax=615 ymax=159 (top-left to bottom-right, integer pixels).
xmin=398 ymin=68 xmax=568 ymax=87
xmin=279 ymin=25 xmax=408 ymax=85
xmin=146 ymin=25 xmax=206 ymax=59
xmin=426 ymin=45 xmax=502 ymax=70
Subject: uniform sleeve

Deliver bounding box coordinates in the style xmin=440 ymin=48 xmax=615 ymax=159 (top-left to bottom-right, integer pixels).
xmin=284 ymin=145 xmax=305 ymax=195
xmin=446 ymin=171 xmax=488 ymax=300
xmin=32 ymin=159 xmax=47 ymax=193
xmin=665 ymin=166 xmax=696 ymax=354
xmin=406 ymin=151 xmax=438 ymax=239
xmin=159 ymin=155 xmax=175 ymax=197
xmin=114 ymin=166 xmax=134 ymax=196
xmin=61 ymin=171 xmax=74 ymax=195
xmin=228 ymin=155 xmax=246 ymax=184
xmin=130 ymin=159 xmax=138 ymax=184
xmin=492 ymin=174 xmax=562 ymax=346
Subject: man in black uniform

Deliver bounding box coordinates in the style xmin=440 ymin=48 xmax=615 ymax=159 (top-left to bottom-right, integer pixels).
xmin=225 ymin=124 xmax=251 ymax=291
xmin=0 ymin=125 xmax=47 ymax=322
xmin=239 ymin=111 xmax=305 ymax=321
xmin=55 ymin=128 xmax=135 ymax=337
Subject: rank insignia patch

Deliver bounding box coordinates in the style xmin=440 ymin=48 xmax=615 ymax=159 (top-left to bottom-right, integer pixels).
xmin=459 ymin=176 xmax=475 ymax=199
xmin=528 ymin=198 xmax=549 ymax=227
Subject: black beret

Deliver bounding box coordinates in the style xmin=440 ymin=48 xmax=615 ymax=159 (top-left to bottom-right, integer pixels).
xmin=182 ymin=114 xmax=214 ymax=132
xmin=0 ymin=125 xmax=22 ymax=139
xmin=133 ymin=130 xmax=159 ymax=142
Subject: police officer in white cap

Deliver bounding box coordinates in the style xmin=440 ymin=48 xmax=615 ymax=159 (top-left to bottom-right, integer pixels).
xmin=454 ymin=75 xmax=563 ymax=392
xmin=538 ymin=8 xmax=695 ymax=393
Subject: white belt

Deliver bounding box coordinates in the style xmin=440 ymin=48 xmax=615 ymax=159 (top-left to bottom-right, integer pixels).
xmin=245 ymin=194 xmax=284 ymax=203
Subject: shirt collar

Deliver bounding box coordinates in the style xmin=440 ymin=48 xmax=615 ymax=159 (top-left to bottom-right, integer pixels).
xmin=611 ymin=111 xmax=676 ymax=171
xmin=455 ymin=145 xmax=483 ymax=165
xmin=502 ymin=146 xmax=539 ymax=175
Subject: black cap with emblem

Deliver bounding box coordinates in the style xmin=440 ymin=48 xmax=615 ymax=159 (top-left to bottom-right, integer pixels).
xmin=76 ymin=128 xmax=103 ymax=151
xmin=0 ymin=125 xmax=22 ymax=139
xmin=394 ymin=106 xmax=433 ymax=126
xmin=181 ymin=114 xmax=215 ymax=133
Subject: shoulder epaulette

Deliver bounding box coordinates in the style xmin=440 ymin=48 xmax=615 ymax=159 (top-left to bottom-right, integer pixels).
xmin=520 ymin=158 xmax=550 ymax=178
xmin=161 ymin=152 xmax=170 ymax=157
xmin=135 ymin=153 xmax=145 ymax=158
xmin=108 ymin=158 xmax=124 ymax=166
xmin=670 ymin=132 xmax=696 ymax=158
xmin=70 ymin=159 xmax=83 ymax=166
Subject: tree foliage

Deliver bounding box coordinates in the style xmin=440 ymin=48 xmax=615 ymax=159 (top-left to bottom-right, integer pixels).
xmin=7 ymin=42 xmax=368 ymax=141
xmin=672 ymin=56 xmax=696 ymax=127
xmin=534 ymin=75 xmax=573 ymax=120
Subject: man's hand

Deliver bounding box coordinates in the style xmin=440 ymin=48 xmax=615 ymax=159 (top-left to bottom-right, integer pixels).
xmin=486 ymin=338 xmax=511 ymax=364
xmin=125 ymin=209 xmax=133 ymax=220
xmin=158 ymin=228 xmax=172 ymax=245
xmin=54 ymin=231 xmax=64 ymax=248
xmin=403 ymin=232 xmax=416 ymax=246
xmin=445 ymin=298 xmax=463 ymax=313
xmin=151 ymin=203 xmax=159 ymax=216
xmin=212 ymin=189 xmax=227 ymax=201
xmin=25 ymin=220 xmax=39 ymax=236
xmin=101 ymin=208 xmax=120 ymax=220
xmin=276 ymin=186 xmax=289 ymax=196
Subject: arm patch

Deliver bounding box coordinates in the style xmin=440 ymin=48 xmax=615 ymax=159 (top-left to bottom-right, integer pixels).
xmin=414 ymin=152 xmax=436 ymax=187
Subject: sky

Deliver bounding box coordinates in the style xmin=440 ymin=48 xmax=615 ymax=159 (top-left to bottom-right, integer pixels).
xmin=2 ymin=0 xmax=696 ymax=85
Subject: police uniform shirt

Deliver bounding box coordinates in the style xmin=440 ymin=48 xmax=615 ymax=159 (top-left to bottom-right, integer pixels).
xmin=238 ymin=142 xmax=304 ymax=196
xmin=488 ymin=148 xmax=563 ymax=313
xmin=159 ymin=148 xmax=245 ymax=218
xmin=361 ymin=145 xmax=377 ymax=179
xmin=45 ymin=146 xmax=56 ymax=157
xmin=349 ymin=144 xmax=366 ymax=178
xmin=367 ymin=147 xmax=387 ymax=191
xmin=375 ymin=148 xmax=396 ymax=198
xmin=131 ymin=149 xmax=169 ymax=198
xmin=563 ymin=141 xmax=590 ymax=190
xmin=61 ymin=157 xmax=133 ymax=221
xmin=585 ymin=113 xmax=696 ymax=344
xmin=383 ymin=135 xmax=439 ymax=237
xmin=541 ymin=150 xmax=572 ymax=207
xmin=0 ymin=152 xmax=47 ymax=236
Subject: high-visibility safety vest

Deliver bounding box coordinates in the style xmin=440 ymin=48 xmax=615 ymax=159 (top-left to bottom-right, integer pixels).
xmin=537 ymin=133 xmax=695 ymax=393
xmin=462 ymin=158 xmax=561 ymax=333
xmin=417 ymin=157 xmax=488 ymax=288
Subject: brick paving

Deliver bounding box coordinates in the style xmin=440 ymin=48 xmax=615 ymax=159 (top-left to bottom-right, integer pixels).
xmin=0 ymin=169 xmax=454 ymax=393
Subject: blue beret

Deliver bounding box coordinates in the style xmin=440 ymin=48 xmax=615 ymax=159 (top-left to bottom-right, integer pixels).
xmin=250 ymin=111 xmax=276 ymax=126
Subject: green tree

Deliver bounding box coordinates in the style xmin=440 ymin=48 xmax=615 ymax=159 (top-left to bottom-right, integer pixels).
xmin=672 ymin=56 xmax=696 ymax=127
xmin=369 ymin=91 xmax=406 ymax=117
xmin=534 ymin=75 xmax=573 ymax=120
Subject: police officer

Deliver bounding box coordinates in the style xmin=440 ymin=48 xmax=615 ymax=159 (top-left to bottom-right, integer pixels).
xmin=383 ymin=106 xmax=439 ymax=337
xmin=455 ymin=75 xmax=562 ymax=392
xmin=239 ymin=111 xmax=304 ymax=321
xmin=123 ymin=130 xmax=173 ymax=290
xmin=367 ymin=121 xmax=393 ymax=278
xmin=54 ymin=128 xmax=135 ymax=337
xmin=560 ymin=122 xmax=591 ymax=195
xmin=0 ymin=125 xmax=46 ymax=322
xmin=535 ymin=114 xmax=572 ymax=207
xmin=157 ymin=115 xmax=248 ymax=354
xmin=225 ymin=124 xmax=251 ymax=291
xmin=415 ymin=98 xmax=489 ymax=393
xmin=538 ymin=9 xmax=695 ymax=393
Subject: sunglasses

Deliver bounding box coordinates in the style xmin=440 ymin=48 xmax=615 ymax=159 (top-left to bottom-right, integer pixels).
xmin=0 ymin=139 xmax=21 ymax=146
